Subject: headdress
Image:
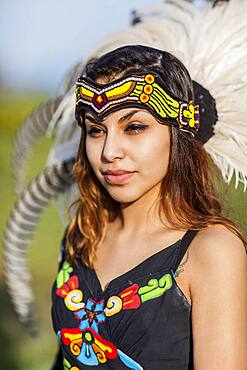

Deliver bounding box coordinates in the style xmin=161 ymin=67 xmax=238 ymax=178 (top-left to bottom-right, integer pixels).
xmin=3 ymin=0 xmax=247 ymax=334
xmin=75 ymin=72 xmax=200 ymax=136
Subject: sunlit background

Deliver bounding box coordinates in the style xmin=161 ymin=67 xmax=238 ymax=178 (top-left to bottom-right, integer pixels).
xmin=0 ymin=0 xmax=246 ymax=369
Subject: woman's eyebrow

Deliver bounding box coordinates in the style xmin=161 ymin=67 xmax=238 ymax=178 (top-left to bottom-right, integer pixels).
xmin=85 ymin=109 xmax=141 ymax=124
xmin=118 ymin=109 xmax=140 ymax=123
xmin=84 ymin=115 xmax=101 ymax=124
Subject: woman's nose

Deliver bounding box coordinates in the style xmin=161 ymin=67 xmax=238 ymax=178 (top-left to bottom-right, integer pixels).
xmin=101 ymin=131 xmax=125 ymax=162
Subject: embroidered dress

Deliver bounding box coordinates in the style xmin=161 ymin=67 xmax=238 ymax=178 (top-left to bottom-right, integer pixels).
xmin=51 ymin=229 xmax=198 ymax=370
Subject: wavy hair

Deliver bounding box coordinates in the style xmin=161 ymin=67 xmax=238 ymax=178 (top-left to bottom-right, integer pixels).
xmin=66 ymin=45 xmax=246 ymax=268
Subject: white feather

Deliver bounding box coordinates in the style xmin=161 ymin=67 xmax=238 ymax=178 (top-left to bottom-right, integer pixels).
xmin=46 ymin=0 xmax=247 ymax=195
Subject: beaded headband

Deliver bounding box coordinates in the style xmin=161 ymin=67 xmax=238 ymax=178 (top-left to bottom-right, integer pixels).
xmin=75 ymin=72 xmax=200 ymax=136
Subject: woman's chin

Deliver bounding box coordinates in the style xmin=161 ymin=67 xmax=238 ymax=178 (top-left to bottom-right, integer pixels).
xmin=105 ymin=186 xmax=144 ymax=204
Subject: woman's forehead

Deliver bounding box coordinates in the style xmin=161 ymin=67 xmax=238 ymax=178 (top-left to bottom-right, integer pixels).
xmin=84 ymin=107 xmax=153 ymax=122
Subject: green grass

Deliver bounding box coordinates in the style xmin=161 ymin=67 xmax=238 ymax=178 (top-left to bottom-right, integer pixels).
xmin=0 ymin=94 xmax=246 ymax=369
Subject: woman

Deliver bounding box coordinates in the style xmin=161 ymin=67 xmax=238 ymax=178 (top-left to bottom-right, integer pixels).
xmin=51 ymin=45 xmax=247 ymax=370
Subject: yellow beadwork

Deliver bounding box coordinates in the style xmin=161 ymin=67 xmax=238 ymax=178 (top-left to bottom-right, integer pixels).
xmin=131 ymin=80 xmax=179 ymax=119
xmin=183 ymin=103 xmax=195 ymax=128
xmin=105 ymin=81 xmax=135 ymax=99
xmin=96 ymin=95 xmax=103 ymax=103
xmin=144 ymin=84 xmax=153 ymax=94
xmin=140 ymin=93 xmax=149 ymax=103
xmin=79 ymin=86 xmax=94 ymax=98
xmin=75 ymin=72 xmax=199 ymax=136
xmin=145 ymin=74 xmax=155 ymax=83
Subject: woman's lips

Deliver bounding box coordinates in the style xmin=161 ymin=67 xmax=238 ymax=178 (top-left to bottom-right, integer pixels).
xmin=103 ymin=171 xmax=135 ymax=185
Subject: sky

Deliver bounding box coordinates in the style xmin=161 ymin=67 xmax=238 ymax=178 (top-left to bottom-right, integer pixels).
xmin=0 ymin=0 xmax=168 ymax=93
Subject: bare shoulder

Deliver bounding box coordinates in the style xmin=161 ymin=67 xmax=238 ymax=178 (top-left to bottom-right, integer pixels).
xmin=174 ymin=225 xmax=246 ymax=306
xmin=190 ymin=224 xmax=246 ymax=267
xmin=187 ymin=224 xmax=247 ymax=291
xmin=188 ymin=225 xmax=247 ymax=369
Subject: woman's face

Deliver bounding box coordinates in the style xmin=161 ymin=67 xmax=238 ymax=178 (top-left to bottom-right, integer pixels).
xmin=84 ymin=106 xmax=171 ymax=204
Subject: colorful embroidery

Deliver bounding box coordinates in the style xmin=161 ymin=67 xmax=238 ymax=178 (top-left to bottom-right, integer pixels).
xmin=138 ymin=273 xmax=172 ymax=303
xmin=117 ymin=349 xmax=143 ymax=370
xmin=75 ymin=72 xmax=200 ymax=137
xmin=56 ymin=261 xmax=74 ymax=288
xmin=60 ymin=327 xmax=117 ymax=365
xmin=63 ymin=357 xmax=79 ymax=370
xmin=56 ymin=275 xmax=85 ymax=311
xmin=104 ymin=295 xmax=123 ymax=317
xmin=74 ymin=298 xmax=105 ymax=333
xmin=56 ymin=275 xmax=78 ymax=297
xmin=56 ymin=264 xmax=172 ymax=369
xmin=60 ymin=327 xmax=142 ymax=368
xmin=105 ymin=283 xmax=141 ymax=317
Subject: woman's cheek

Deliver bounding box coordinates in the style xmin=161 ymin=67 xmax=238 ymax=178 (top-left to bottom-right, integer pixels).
xmin=136 ymin=133 xmax=169 ymax=168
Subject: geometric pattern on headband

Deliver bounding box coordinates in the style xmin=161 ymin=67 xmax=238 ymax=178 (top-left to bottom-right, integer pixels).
xmin=75 ymin=73 xmax=200 ymax=136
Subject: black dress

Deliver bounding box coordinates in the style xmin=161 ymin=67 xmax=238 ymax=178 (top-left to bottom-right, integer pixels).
xmin=51 ymin=229 xmax=198 ymax=370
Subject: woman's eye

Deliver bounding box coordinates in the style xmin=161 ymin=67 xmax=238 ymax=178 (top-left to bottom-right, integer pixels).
xmin=87 ymin=124 xmax=147 ymax=137
xmin=87 ymin=127 xmax=104 ymax=137
xmin=125 ymin=124 xmax=147 ymax=134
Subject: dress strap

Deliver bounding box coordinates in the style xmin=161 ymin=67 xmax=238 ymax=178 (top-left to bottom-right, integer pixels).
xmin=172 ymin=229 xmax=199 ymax=273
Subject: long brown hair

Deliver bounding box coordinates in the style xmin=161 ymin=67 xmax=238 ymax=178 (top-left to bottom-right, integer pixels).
xmin=66 ymin=45 xmax=246 ymax=268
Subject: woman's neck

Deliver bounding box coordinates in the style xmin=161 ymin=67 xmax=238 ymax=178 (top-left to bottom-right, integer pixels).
xmin=115 ymin=182 xmax=170 ymax=236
